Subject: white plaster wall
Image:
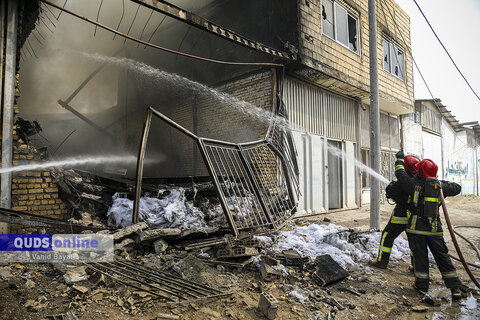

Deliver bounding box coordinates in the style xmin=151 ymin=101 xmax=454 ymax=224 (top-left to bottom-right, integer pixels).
xmin=422 ymin=131 xmax=443 ymax=179
xmin=442 ymin=125 xmax=476 ymax=194
xmin=401 ymin=116 xmax=423 ymax=158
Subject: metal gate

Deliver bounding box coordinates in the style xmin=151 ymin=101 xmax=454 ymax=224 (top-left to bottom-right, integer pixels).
xmin=132 ymin=72 xmax=299 ymax=236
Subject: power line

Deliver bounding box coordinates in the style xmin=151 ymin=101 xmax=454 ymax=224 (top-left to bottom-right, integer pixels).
xmin=412 ymin=0 xmax=480 ymax=102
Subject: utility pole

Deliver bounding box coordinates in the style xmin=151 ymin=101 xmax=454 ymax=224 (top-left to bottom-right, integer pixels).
xmin=1 ymin=0 xmax=18 ymax=234
xmin=368 ymin=0 xmax=380 ymax=230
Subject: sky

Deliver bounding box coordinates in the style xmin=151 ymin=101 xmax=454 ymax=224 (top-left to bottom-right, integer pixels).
xmin=395 ymin=0 xmax=480 ymax=124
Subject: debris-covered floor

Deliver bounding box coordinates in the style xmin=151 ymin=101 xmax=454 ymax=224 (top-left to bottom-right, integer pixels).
xmin=0 ymin=196 xmax=479 ymax=320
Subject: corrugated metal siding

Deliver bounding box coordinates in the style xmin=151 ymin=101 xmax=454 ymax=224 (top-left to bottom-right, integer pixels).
xmin=284 ymin=78 xmax=324 ymax=135
xmin=360 ymin=106 xmax=400 ymax=149
xmin=360 ymin=107 xmax=369 ymax=148
xmin=324 ymin=92 xmax=356 ymax=141
xmin=284 ymin=78 xmax=356 ymax=141
xmin=421 ymin=104 xmax=441 ymax=133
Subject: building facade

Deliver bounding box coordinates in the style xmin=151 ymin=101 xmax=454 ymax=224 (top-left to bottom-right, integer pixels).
xmin=284 ymin=0 xmax=414 ymax=215
xmin=402 ymin=99 xmax=480 ymax=195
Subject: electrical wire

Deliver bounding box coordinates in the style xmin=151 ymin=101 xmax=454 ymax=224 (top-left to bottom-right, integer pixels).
xmin=412 ymin=0 xmax=480 ymax=102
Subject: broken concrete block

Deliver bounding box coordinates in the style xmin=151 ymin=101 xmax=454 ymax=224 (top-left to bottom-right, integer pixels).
xmin=257 ymin=292 xmax=278 ymax=319
xmin=260 ymin=261 xmax=282 ymax=281
xmin=156 ymin=313 xmax=180 ymax=320
xmin=63 ymin=266 xmax=88 ymax=284
xmin=72 ymin=285 xmax=89 ymax=294
xmin=113 ymin=222 xmax=148 ymax=242
xmin=114 ymin=238 xmax=135 ymax=252
xmin=225 ymin=234 xmax=236 ymax=250
xmin=154 ymin=239 xmax=169 ymax=254
xmin=283 ymin=249 xmax=303 ymax=267
xmin=0 ymin=266 xmax=13 ymax=280
xmin=138 ymin=228 xmax=182 ymax=243
xmin=217 ymin=247 xmax=258 ymax=259
xmin=262 ymin=253 xmax=281 ymax=266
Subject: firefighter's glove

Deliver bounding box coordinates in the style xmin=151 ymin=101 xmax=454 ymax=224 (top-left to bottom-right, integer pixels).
xmin=395 ymin=150 xmax=405 ymax=160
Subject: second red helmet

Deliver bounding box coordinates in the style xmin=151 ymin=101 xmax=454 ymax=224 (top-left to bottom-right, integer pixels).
xmin=404 ymin=155 xmax=420 ymax=174
xmin=416 ymin=159 xmax=438 ymax=178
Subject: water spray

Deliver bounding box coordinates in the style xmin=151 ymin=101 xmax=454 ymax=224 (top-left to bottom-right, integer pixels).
xmin=0 ymin=155 xmax=138 ymax=175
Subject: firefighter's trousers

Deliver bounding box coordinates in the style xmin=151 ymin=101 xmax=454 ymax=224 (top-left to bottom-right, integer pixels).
xmin=377 ymin=215 xmax=410 ymax=265
xmin=408 ymin=233 xmax=461 ymax=291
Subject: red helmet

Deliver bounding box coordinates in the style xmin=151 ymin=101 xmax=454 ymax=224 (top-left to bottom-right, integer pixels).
xmin=404 ymin=155 xmax=420 ymax=173
xmin=416 ymin=159 xmax=438 ymax=178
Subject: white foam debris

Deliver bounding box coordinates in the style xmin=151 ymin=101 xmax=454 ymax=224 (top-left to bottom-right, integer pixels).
xmin=272 ymin=264 xmax=288 ymax=276
xmin=289 ymin=288 xmax=309 ymax=303
xmin=198 ymin=251 xmax=210 ymax=259
xmin=107 ymin=189 xmax=215 ymax=229
xmin=269 ymin=223 xmax=410 ymax=269
xmin=254 ymin=235 xmax=274 ymax=247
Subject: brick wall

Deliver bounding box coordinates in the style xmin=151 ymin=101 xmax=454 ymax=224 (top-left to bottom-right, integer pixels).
xmin=297 ymin=0 xmax=414 ymax=112
xmin=6 ymin=73 xmax=69 ymax=233
xmin=1 ymin=3 xmax=69 ymax=232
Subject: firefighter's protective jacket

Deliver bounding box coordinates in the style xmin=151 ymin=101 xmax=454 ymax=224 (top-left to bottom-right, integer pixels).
xmin=394 ymin=159 xmax=461 ymax=236
xmin=385 ymin=180 xmax=411 ymax=224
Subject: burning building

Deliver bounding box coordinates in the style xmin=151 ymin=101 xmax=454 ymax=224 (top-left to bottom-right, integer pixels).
xmin=1 ymin=0 xmax=413 ymax=234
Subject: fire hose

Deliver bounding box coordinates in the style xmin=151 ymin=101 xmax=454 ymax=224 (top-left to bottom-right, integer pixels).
xmin=439 ymin=190 xmax=480 ymax=289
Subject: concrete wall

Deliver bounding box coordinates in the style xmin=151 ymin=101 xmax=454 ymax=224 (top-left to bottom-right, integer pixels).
xmin=441 ymin=125 xmax=478 ymax=195
xmin=297 ymin=0 xmax=413 ymax=113
xmin=402 ymin=114 xmax=479 ymax=195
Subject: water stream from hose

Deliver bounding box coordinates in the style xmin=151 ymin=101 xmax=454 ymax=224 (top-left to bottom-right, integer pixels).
xmin=0 ymin=155 xmax=138 ymax=174
xmin=80 ymin=53 xmax=389 ymax=185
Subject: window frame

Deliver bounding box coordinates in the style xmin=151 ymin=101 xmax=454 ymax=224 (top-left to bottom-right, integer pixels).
xmin=382 ymin=38 xmax=406 ymax=82
xmin=321 ymin=0 xmax=361 ymax=56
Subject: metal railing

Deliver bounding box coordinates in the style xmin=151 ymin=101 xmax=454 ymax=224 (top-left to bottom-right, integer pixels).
xmin=133 ymin=69 xmax=299 ymax=236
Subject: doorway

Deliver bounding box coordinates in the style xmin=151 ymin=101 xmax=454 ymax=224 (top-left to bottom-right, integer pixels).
xmin=328 ymin=140 xmax=343 ymax=209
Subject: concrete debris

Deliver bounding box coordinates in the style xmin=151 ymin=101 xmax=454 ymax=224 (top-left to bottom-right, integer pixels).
xmin=258 ymin=292 xmax=278 ymax=319
xmin=71 ymin=285 xmax=89 ymax=294
xmin=260 ymin=261 xmax=282 ymax=281
xmin=114 ymin=237 xmax=136 ymax=252
xmin=153 ymin=239 xmax=169 ymax=254
xmin=0 ymin=266 xmax=13 ymax=280
xmin=63 ymin=266 xmax=88 ymax=284
xmin=113 ymin=221 xmax=148 ymax=241
xmin=25 ymin=279 xmax=36 ymax=288
xmin=156 ymin=313 xmax=180 ymax=320
xmin=139 ymin=228 xmax=183 ymax=242
xmin=411 ymin=305 xmax=429 ymax=312
xmin=217 ymin=247 xmax=258 ymax=259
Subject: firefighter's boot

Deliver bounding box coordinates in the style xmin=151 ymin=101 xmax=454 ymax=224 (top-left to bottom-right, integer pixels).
xmin=451 ymin=288 xmax=462 ymax=301
xmin=368 ymin=259 xmax=388 ymax=269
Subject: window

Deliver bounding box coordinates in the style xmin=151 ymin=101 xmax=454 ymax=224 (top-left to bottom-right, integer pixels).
xmin=361 ymin=149 xmax=370 ymax=188
xmin=383 ymin=38 xmax=405 ymax=81
xmin=321 ymin=0 xmax=360 ymax=54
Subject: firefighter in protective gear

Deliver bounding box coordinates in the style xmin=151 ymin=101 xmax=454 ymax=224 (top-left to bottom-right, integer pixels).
xmin=369 ymin=155 xmax=420 ymax=269
xmin=394 ymin=151 xmax=463 ymax=301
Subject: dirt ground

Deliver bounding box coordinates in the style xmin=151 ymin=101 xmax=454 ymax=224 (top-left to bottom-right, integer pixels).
xmin=0 ymin=195 xmax=478 ymax=320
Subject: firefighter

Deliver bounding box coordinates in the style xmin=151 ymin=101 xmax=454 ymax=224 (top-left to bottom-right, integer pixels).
xmin=394 ymin=151 xmax=463 ymax=301
xmin=369 ymin=155 xmax=420 ymax=269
